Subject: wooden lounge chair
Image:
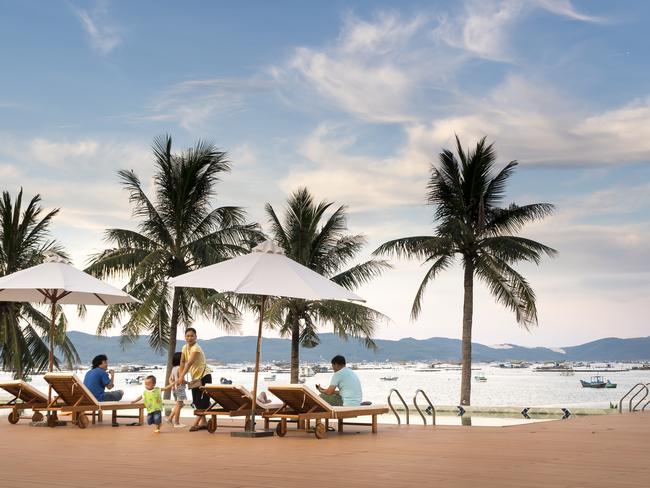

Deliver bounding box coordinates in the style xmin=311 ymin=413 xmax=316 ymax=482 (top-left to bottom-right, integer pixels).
xmin=194 ymin=384 xmax=283 ymax=433
xmin=0 ymin=380 xmax=50 ymax=424
xmin=264 ymin=384 xmax=389 ymax=439
xmin=43 ymin=373 xmax=144 ymax=429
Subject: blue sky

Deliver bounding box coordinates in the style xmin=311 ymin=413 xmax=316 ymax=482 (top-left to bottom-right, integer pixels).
xmin=1 ymin=0 xmax=648 ymax=347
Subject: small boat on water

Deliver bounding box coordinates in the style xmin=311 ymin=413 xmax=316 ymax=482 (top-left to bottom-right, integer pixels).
xmin=220 ymin=377 xmax=233 ymax=385
xmin=380 ymin=376 xmax=398 ymax=381
xmin=580 ymin=376 xmax=617 ymax=388
xmin=474 ymin=375 xmax=487 ymax=382
xmin=125 ymin=375 xmax=144 ymax=385
xmin=264 ymin=374 xmax=277 ymax=381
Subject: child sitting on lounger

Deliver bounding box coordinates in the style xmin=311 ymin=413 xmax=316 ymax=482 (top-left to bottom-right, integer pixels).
xmin=132 ymin=375 xmax=171 ymax=433
xmin=165 ymin=352 xmax=186 ymax=428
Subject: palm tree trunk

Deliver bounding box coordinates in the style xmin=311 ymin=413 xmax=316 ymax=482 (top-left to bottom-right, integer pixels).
xmin=290 ymin=313 xmax=300 ymax=384
xmin=460 ymin=260 xmax=474 ymax=406
xmin=163 ymin=288 xmax=181 ymax=401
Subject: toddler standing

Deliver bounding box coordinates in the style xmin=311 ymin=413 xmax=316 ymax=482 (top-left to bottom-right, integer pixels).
xmin=132 ymin=375 xmax=171 ymax=433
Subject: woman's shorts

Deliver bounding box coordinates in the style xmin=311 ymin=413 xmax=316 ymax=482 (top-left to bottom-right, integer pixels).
xmin=191 ymin=374 xmax=212 ymax=410
xmin=173 ymin=387 xmax=187 ymax=402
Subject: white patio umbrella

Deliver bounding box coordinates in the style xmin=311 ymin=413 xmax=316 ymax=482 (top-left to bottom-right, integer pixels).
xmin=169 ymin=240 xmax=365 ymax=437
xmin=0 ymin=254 xmax=138 ymax=374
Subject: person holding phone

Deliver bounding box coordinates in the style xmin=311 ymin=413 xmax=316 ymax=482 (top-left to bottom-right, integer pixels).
xmin=316 ymin=355 xmax=362 ymax=406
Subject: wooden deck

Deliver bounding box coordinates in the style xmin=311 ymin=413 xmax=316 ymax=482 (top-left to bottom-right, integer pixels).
xmin=0 ymin=412 xmax=648 ymax=487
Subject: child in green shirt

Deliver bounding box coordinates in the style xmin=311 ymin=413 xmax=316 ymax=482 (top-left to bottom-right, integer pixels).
xmin=132 ymin=375 xmax=172 ymax=433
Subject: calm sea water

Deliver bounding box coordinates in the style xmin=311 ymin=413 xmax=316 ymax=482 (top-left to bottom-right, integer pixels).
xmin=3 ymin=363 xmax=648 ymax=413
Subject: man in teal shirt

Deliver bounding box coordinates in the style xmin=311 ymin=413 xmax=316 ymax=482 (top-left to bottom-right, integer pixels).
xmin=316 ymin=355 xmax=362 ymax=406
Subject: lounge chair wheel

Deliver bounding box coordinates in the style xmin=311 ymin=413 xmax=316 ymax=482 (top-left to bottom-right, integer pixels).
xmin=207 ymin=417 xmax=217 ymax=433
xmin=77 ymin=413 xmax=89 ymax=429
xmin=47 ymin=414 xmax=58 ymax=428
xmin=32 ymin=412 xmax=44 ymax=422
xmin=8 ymin=411 xmax=20 ymax=424
xmin=314 ymin=422 xmax=326 ymax=439
xmin=275 ymin=422 xmax=287 ymax=437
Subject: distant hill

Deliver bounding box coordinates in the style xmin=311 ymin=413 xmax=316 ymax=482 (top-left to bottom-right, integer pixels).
xmin=66 ymin=331 xmax=650 ymax=365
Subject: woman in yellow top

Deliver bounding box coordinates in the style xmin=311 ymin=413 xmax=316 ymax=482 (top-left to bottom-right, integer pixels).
xmin=176 ymin=327 xmax=212 ymax=431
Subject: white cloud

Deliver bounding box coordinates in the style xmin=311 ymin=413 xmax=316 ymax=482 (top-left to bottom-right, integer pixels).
xmin=279 ymin=122 xmax=427 ymax=212
xmin=71 ymin=1 xmax=121 ymax=54
xmin=435 ymin=0 xmax=601 ymax=61
xmin=405 ymin=76 xmax=650 ymax=166
xmin=272 ymin=11 xmax=460 ymax=123
xmin=139 ymin=77 xmax=272 ymax=131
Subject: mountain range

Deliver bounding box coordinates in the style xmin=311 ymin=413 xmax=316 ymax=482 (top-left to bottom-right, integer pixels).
xmin=65 ymin=331 xmax=650 ymax=365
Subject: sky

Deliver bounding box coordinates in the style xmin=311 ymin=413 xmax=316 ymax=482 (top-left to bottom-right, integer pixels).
xmin=0 ymin=0 xmax=648 ymax=348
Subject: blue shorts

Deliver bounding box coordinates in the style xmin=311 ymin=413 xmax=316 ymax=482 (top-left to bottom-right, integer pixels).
xmin=147 ymin=411 xmax=162 ymax=425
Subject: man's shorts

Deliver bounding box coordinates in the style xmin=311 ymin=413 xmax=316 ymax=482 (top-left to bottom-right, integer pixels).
xmin=147 ymin=411 xmax=162 ymax=425
xmin=173 ymin=387 xmax=187 ymax=402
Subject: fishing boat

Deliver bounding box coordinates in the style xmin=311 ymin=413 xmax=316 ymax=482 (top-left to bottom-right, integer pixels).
xmin=380 ymin=376 xmax=398 ymax=381
xmin=124 ymin=375 xmax=144 ymax=385
xmin=264 ymin=374 xmax=277 ymax=381
xmin=580 ymin=376 xmax=617 ymax=388
xmin=474 ymin=375 xmax=487 ymax=382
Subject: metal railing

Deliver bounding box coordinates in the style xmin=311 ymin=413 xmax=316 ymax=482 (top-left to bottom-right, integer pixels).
xmin=413 ymin=389 xmax=436 ymax=426
xmin=618 ymin=383 xmax=648 ymax=413
xmin=387 ymin=388 xmax=409 ymax=425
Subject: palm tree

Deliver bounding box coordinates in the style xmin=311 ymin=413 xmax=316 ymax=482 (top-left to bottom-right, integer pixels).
xmin=374 ymin=137 xmax=557 ymax=405
xmin=0 ymin=189 xmax=79 ymax=378
xmin=86 ymin=135 xmax=262 ymax=397
xmin=264 ymin=188 xmax=390 ymax=383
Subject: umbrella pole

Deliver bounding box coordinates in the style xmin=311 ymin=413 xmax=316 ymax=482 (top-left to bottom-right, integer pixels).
xmin=49 ymin=302 xmax=56 ymax=373
xmin=47 ymin=300 xmax=56 ymax=424
xmin=231 ymin=295 xmax=273 ymax=438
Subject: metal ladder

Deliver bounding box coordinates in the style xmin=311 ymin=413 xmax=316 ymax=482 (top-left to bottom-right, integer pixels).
xmin=387 ymin=388 xmax=436 ymax=426
xmin=413 ymin=389 xmax=436 ymax=426
xmin=618 ymin=383 xmax=649 ymax=412
xmin=387 ymin=388 xmax=409 ymax=425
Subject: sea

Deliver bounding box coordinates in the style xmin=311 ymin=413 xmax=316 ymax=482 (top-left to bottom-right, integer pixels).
xmin=2 ymin=362 xmax=649 ymax=426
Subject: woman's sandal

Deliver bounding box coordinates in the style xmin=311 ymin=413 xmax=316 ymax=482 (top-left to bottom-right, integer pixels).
xmin=189 ymin=424 xmax=207 ymax=432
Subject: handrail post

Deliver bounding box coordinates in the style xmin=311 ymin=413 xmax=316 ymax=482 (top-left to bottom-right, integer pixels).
xmin=413 ymin=389 xmax=435 ymax=426
xmin=618 ymin=383 xmax=646 ymax=413
xmin=631 ymin=385 xmax=649 ymax=412
xmin=387 ymin=388 xmax=409 ymax=425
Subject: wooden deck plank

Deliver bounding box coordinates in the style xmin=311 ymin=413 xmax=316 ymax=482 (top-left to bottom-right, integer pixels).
xmin=0 ymin=412 xmax=648 ymax=487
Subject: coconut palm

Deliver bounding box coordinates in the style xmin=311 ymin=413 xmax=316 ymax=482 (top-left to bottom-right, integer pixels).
xmin=0 ymin=189 xmax=79 ymax=378
xmin=264 ymin=188 xmax=390 ymax=383
xmin=374 ymin=137 xmax=557 ymax=405
xmin=86 ymin=135 xmax=262 ymax=397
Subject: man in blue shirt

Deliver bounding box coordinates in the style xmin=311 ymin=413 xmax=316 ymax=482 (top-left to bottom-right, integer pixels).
xmin=316 ymin=355 xmax=362 ymax=406
xmin=83 ymin=354 xmax=124 ymax=401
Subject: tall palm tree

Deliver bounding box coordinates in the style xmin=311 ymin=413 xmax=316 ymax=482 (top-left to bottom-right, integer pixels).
xmin=374 ymin=137 xmax=557 ymax=405
xmin=265 ymin=188 xmax=390 ymax=383
xmin=86 ymin=135 xmax=262 ymax=397
xmin=0 ymin=189 xmax=79 ymax=378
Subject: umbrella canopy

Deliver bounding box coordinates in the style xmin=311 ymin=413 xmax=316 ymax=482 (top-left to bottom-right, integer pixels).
xmin=0 ymin=261 xmax=138 ymax=305
xmin=169 ymin=240 xmax=364 ymax=302
xmin=0 ymin=257 xmax=138 ymax=375
xmin=169 ymin=240 xmax=366 ymax=437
